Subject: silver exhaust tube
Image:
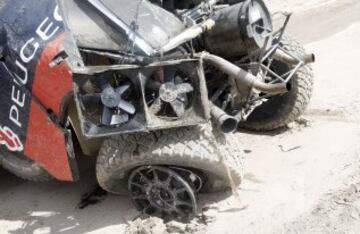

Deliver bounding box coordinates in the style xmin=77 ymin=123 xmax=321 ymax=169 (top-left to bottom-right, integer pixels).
xmin=210 ymin=103 xmax=238 ymax=133
xmin=273 ymin=50 xmax=315 ymax=66
xmin=159 ymin=19 xmax=215 ymax=54
xmin=201 ymin=53 xmax=291 ymax=95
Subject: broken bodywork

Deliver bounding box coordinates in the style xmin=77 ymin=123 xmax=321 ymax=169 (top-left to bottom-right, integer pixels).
xmin=0 ymin=2 xmax=76 ymax=181
xmin=0 ymin=0 xmax=314 ymax=220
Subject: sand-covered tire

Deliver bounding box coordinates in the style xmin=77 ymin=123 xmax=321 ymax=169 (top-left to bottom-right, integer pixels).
xmin=241 ymin=35 xmax=314 ymax=131
xmin=96 ymin=125 xmax=243 ymax=195
xmin=0 ymin=150 xmax=52 ymax=182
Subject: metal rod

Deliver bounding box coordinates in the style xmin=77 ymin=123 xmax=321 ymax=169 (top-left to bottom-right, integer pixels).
xmin=285 ymin=62 xmax=303 ymax=83
xmin=85 ymin=0 xmax=156 ymax=56
xmin=261 ymin=44 xmax=279 ymax=63
xmin=256 ymin=36 xmax=270 ymax=74
xmin=263 ymin=58 xmax=273 ymax=78
xmin=277 ymin=13 xmax=292 ymax=43
xmin=200 ymin=53 xmax=291 ymax=95
xmin=260 ymin=64 xmax=285 ymax=82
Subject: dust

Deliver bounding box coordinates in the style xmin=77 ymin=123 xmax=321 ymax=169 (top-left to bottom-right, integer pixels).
xmin=279 ymin=151 xmax=360 ymax=234
xmin=125 ymin=206 xmax=219 ymax=234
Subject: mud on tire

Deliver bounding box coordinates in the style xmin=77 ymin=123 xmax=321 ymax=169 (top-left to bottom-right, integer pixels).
xmin=241 ymin=35 xmax=314 ymax=131
xmin=96 ymin=125 xmax=243 ymax=195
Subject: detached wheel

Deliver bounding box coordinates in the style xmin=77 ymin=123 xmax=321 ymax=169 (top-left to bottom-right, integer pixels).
xmin=96 ymin=125 xmax=243 ymax=196
xmin=128 ymin=166 xmax=197 ymax=222
xmin=241 ymin=35 xmax=314 ymax=131
xmin=0 ymin=149 xmax=52 ymax=182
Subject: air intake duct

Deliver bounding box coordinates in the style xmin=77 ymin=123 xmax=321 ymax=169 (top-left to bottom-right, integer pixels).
xmin=204 ymin=0 xmax=272 ymax=58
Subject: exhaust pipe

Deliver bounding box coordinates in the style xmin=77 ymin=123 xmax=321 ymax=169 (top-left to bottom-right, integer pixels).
xmin=159 ymin=19 xmax=215 ymax=54
xmin=210 ymin=103 xmax=238 ymax=133
xmin=273 ymin=50 xmax=315 ymax=66
xmin=201 ymin=53 xmax=291 ymax=95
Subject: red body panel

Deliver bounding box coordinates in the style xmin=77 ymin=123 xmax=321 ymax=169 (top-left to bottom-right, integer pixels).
xmin=24 ymin=100 xmax=74 ymax=181
xmin=25 ymin=35 xmax=75 ymax=181
xmin=0 ymin=1 xmax=78 ymax=181
xmin=32 ymin=35 xmax=73 ymax=117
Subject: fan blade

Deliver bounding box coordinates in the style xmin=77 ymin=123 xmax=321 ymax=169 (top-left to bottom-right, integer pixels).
xmin=118 ymin=99 xmax=136 ymax=114
xmin=170 ymin=99 xmax=185 ymax=117
xmin=149 ymin=97 xmax=162 ymax=114
xmin=81 ymin=93 xmax=101 ymax=105
xmin=116 ymin=84 xmax=131 ymax=96
xmin=176 ymin=83 xmax=194 ymax=94
xmin=164 ymin=67 xmax=177 ymax=83
xmin=111 ymin=114 xmax=129 ymax=125
xmin=101 ymin=106 xmax=113 ymax=125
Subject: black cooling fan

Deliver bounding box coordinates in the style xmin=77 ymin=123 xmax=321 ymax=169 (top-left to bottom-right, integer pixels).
xmin=80 ymin=75 xmax=136 ymax=126
xmin=146 ymin=67 xmax=194 ymax=119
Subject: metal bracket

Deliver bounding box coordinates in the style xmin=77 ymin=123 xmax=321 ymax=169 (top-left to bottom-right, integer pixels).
xmin=257 ymin=12 xmax=304 ymax=85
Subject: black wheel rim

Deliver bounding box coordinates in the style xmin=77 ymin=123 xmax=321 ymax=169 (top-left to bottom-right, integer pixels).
xmin=128 ymin=166 xmax=197 ymax=222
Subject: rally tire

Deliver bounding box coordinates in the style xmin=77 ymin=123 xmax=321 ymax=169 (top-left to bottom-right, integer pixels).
xmin=96 ymin=125 xmax=243 ymax=195
xmin=241 ymin=35 xmax=314 ymax=131
xmin=0 ymin=150 xmax=53 ymax=182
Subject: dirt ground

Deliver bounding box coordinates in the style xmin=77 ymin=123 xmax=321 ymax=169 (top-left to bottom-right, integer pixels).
xmin=1 ymin=0 xmax=360 ymax=233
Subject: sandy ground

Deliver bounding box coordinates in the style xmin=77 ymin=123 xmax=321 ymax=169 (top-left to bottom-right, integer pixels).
xmin=1 ymin=0 xmax=360 ymax=233
xmin=265 ymin=0 xmax=340 ymax=12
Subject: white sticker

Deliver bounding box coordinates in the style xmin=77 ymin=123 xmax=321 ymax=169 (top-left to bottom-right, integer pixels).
xmin=0 ymin=125 xmax=24 ymax=152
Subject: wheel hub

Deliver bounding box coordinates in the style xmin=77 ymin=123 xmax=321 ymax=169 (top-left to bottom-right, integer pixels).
xmin=147 ymin=185 xmax=175 ymax=210
xmin=159 ymin=83 xmax=178 ymax=103
xmin=128 ymin=166 xmax=198 ymax=221
xmin=101 ymin=86 xmax=121 ymax=108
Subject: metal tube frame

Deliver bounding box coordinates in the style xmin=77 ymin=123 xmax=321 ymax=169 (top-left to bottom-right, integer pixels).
xmin=257 ymin=13 xmax=305 ymax=86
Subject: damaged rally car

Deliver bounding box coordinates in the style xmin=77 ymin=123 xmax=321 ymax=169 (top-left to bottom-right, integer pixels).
xmin=0 ymin=0 xmax=314 ymax=220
